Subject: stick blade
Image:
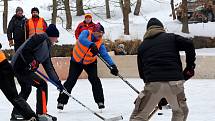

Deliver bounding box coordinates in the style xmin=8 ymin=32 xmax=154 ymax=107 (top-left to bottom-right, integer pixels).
xmin=104 ymin=116 xmax=123 ymax=121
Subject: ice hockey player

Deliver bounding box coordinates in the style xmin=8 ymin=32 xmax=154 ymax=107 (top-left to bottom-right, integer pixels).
xmin=130 ymin=18 xmax=196 ymax=121
xmin=75 ymin=13 xmax=95 ymax=40
xmin=10 ymin=24 xmax=61 ymax=121
xmin=0 ymin=43 xmax=38 ymax=121
xmin=57 ymin=23 xmax=119 ymax=110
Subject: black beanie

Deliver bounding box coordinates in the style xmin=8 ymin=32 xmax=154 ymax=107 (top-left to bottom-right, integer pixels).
xmin=31 ymin=7 xmax=39 ymax=14
xmin=147 ymin=18 xmax=164 ymax=29
xmin=46 ymin=24 xmax=59 ymax=37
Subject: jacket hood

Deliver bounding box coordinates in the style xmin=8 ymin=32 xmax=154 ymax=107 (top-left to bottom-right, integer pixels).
xmin=144 ymin=25 xmax=165 ymax=39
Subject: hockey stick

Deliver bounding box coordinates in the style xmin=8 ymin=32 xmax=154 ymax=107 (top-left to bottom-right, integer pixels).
xmin=97 ymin=54 xmax=139 ymax=93
xmin=97 ymin=54 xmax=140 ymax=94
xmin=70 ymin=96 xmax=123 ymax=121
xmin=97 ymin=54 xmax=160 ymax=120
xmin=36 ymin=70 xmax=123 ymax=121
xmin=36 ymin=70 xmax=71 ymax=97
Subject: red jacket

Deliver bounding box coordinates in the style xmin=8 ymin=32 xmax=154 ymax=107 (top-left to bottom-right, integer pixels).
xmin=75 ymin=21 xmax=95 ymax=40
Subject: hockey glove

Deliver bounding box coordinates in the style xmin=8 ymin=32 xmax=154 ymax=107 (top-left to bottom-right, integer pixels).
xmin=183 ymin=64 xmax=195 ymax=80
xmin=90 ymin=44 xmax=99 ymax=56
xmin=158 ymin=98 xmax=168 ymax=110
xmin=29 ymin=60 xmax=39 ymax=71
xmin=110 ymin=65 xmax=119 ymax=76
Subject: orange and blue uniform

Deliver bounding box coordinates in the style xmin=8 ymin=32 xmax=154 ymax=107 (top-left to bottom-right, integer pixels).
xmin=57 ymin=30 xmax=115 ymax=106
xmin=72 ymin=30 xmax=114 ymax=65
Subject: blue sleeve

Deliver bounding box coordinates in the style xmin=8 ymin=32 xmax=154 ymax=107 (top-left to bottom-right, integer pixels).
xmin=78 ymin=30 xmax=93 ymax=47
xmin=99 ymin=44 xmax=115 ymax=66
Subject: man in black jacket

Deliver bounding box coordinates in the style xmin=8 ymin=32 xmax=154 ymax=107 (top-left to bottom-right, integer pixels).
xmin=10 ymin=24 xmax=61 ymax=121
xmin=130 ymin=18 xmax=196 ymax=121
xmin=0 ymin=43 xmax=38 ymax=121
xmin=7 ymin=7 xmax=27 ymax=51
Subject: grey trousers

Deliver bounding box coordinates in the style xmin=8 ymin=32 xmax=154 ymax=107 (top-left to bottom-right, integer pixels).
xmin=130 ymin=81 xmax=188 ymax=121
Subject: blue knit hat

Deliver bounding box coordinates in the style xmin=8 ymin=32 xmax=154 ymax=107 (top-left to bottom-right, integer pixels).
xmin=46 ymin=24 xmax=59 ymax=37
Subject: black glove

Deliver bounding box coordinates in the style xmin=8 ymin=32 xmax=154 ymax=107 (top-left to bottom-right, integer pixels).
xmin=0 ymin=43 xmax=2 ymax=49
xmin=90 ymin=44 xmax=99 ymax=56
xmin=29 ymin=60 xmax=39 ymax=71
xmin=158 ymin=98 xmax=168 ymax=110
xmin=110 ymin=65 xmax=119 ymax=76
xmin=183 ymin=64 xmax=195 ymax=80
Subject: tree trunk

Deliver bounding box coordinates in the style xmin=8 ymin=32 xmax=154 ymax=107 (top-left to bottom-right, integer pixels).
xmin=3 ymin=0 xmax=8 ymax=34
xmin=76 ymin=0 xmax=85 ymax=16
xmin=181 ymin=0 xmax=189 ymax=33
xmin=134 ymin=0 xmax=141 ymax=16
xmin=122 ymin=0 xmax=130 ymax=35
xmin=105 ymin=0 xmax=111 ymax=19
xmin=128 ymin=0 xmax=131 ymax=13
xmin=171 ymin=0 xmax=176 ymax=20
xmin=63 ymin=0 xmax=72 ymax=29
xmin=52 ymin=0 xmax=57 ymax=24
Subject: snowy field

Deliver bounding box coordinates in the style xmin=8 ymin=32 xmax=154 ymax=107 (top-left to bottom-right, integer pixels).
xmin=1 ymin=0 xmax=215 ymax=50
xmin=1 ymin=78 xmax=215 ymax=121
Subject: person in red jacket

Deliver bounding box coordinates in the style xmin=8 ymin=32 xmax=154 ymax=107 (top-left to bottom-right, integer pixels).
xmin=75 ymin=13 xmax=95 ymax=39
xmin=26 ymin=7 xmax=47 ymax=38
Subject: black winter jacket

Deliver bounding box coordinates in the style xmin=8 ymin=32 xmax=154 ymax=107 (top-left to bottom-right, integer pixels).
xmin=7 ymin=15 xmax=27 ymax=50
xmin=11 ymin=33 xmax=59 ymax=82
xmin=138 ymin=27 xmax=196 ymax=83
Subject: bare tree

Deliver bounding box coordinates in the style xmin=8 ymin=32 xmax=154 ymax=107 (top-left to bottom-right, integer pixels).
xmin=120 ymin=0 xmax=130 ymax=35
xmin=52 ymin=0 xmax=57 ymax=24
xmin=76 ymin=0 xmax=85 ymax=16
xmin=3 ymin=0 xmax=8 ymax=33
xmin=171 ymin=0 xmax=176 ymax=20
xmin=63 ymin=0 xmax=72 ymax=29
xmin=128 ymin=0 xmax=131 ymax=13
xmin=105 ymin=0 xmax=111 ymax=18
xmin=181 ymin=0 xmax=189 ymax=33
xmin=134 ymin=0 xmax=141 ymax=15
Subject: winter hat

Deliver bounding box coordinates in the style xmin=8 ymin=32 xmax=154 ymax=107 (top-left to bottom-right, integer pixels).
xmin=147 ymin=18 xmax=164 ymax=30
xmin=46 ymin=24 xmax=59 ymax=37
xmin=31 ymin=7 xmax=39 ymax=14
xmin=16 ymin=7 xmax=23 ymax=13
xmin=84 ymin=13 xmax=92 ymax=18
xmin=93 ymin=23 xmax=105 ymax=33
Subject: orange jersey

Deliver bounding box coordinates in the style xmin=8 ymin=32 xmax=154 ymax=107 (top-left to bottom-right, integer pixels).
xmin=73 ymin=31 xmax=102 ymax=64
xmin=0 ymin=50 xmax=6 ymax=63
xmin=28 ymin=17 xmax=46 ymax=37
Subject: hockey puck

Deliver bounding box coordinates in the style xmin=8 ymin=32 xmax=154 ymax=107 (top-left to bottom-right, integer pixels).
xmin=158 ymin=113 xmax=163 ymax=115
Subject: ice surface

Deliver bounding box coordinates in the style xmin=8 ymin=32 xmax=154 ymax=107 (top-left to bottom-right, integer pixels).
xmin=1 ymin=78 xmax=215 ymax=121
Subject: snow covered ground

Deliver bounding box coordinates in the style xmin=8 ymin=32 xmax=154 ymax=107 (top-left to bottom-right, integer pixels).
xmin=1 ymin=0 xmax=215 ymax=50
xmin=1 ymin=78 xmax=215 ymax=121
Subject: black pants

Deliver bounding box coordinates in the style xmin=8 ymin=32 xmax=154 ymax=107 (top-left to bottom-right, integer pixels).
xmin=12 ymin=71 xmax=48 ymax=115
xmin=57 ymin=60 xmax=104 ymax=104
xmin=0 ymin=60 xmax=36 ymax=120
